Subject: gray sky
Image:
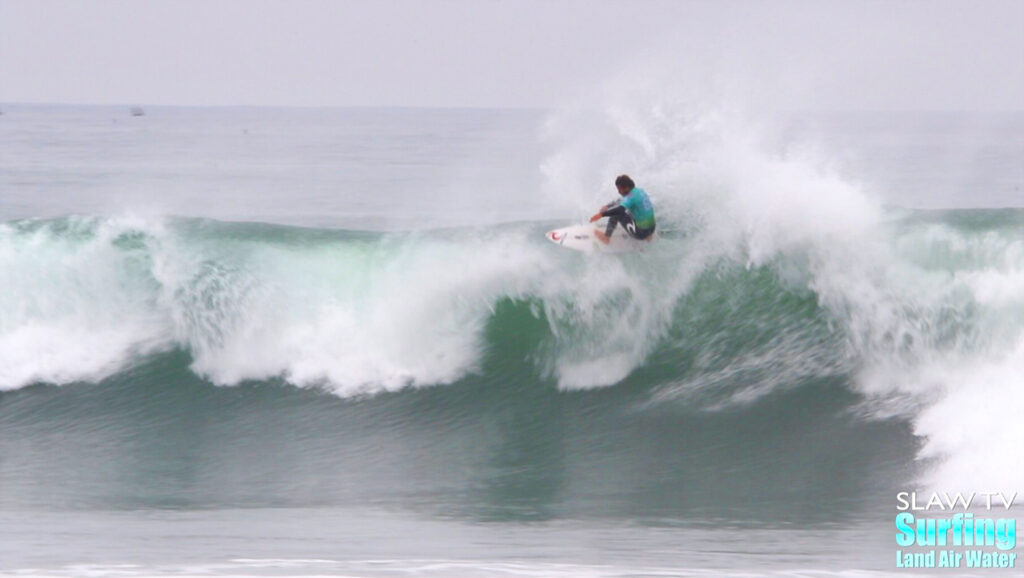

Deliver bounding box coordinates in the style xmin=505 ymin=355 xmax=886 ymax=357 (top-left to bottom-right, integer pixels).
xmin=1 ymin=0 xmax=1021 ymax=110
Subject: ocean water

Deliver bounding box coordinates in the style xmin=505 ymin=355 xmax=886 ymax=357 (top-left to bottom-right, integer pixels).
xmin=1 ymin=103 xmax=1023 ymax=577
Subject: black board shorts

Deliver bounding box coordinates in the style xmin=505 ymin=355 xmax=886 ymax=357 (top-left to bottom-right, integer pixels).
xmin=605 ymin=205 xmax=655 ymax=240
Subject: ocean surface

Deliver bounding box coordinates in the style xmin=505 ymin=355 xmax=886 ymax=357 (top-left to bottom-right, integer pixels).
xmin=1 ymin=103 xmax=1022 ymax=576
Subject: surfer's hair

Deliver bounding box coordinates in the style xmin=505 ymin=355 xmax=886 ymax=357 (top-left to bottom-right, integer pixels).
xmin=615 ymin=175 xmax=635 ymax=190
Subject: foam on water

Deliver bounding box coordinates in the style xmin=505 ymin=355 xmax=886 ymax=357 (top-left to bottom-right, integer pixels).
xmin=0 ymin=213 xmax=685 ymax=394
xmin=0 ymin=216 xmax=171 ymax=388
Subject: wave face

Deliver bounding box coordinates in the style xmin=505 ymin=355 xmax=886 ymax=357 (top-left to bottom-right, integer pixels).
xmin=2 ymin=206 xmax=1023 ymax=512
xmin=0 ymin=213 xmax=894 ymax=394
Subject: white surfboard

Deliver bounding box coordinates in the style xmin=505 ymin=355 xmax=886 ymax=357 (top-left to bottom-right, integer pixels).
xmin=545 ymin=224 xmax=650 ymax=254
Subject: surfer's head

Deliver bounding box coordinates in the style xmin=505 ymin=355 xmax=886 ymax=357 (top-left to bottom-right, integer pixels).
xmin=615 ymin=174 xmax=635 ymax=195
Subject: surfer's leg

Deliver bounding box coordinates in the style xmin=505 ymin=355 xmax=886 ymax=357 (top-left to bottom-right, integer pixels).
xmin=603 ymin=205 xmax=629 ymax=238
xmin=633 ymin=223 xmax=655 ymax=240
xmin=604 ymin=218 xmax=618 ymax=238
xmin=623 ymin=219 xmax=638 ymax=238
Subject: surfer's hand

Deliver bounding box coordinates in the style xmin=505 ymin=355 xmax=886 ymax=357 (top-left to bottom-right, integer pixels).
xmin=589 ymin=213 xmax=602 ymax=223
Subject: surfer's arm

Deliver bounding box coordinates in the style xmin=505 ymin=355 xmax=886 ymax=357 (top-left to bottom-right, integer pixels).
xmin=600 ymin=204 xmax=628 ymax=218
xmin=590 ymin=200 xmax=622 ymax=222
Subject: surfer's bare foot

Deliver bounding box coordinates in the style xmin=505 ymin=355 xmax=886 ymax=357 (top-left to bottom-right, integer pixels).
xmin=594 ymin=230 xmax=611 ymax=244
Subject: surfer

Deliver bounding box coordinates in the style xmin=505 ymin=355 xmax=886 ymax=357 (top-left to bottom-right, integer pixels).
xmin=589 ymin=175 xmax=656 ymax=244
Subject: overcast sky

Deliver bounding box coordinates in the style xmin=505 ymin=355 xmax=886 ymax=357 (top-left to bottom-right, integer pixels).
xmin=1 ymin=0 xmax=1021 ymax=110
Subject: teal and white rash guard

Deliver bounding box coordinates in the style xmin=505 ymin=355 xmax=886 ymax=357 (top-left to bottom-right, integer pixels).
xmin=610 ymin=187 xmax=655 ymax=231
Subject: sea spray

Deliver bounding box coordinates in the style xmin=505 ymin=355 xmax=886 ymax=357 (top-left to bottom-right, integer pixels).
xmin=536 ymin=90 xmax=1024 ymax=495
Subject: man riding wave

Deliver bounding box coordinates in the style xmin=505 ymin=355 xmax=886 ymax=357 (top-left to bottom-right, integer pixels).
xmin=589 ymin=174 xmax=655 ymax=244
